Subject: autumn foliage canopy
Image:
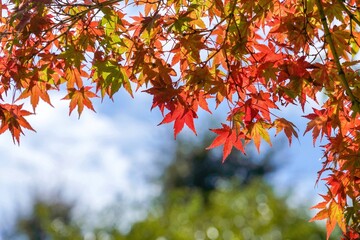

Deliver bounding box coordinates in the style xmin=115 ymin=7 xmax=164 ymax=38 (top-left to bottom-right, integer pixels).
xmin=0 ymin=0 xmax=360 ymax=238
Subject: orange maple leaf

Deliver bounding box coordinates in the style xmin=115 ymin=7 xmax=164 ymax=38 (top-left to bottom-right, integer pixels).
xmin=274 ymin=118 xmax=299 ymax=145
xmin=62 ymin=87 xmax=98 ymax=117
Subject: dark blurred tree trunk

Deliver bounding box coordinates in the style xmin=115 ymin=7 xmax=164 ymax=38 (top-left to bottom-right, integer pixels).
xmin=162 ymin=135 xmax=280 ymax=204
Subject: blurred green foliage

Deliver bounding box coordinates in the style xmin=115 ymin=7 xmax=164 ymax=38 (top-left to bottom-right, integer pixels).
xmin=126 ymin=182 xmax=328 ymax=240
xmin=16 ymin=198 xmax=83 ymax=240
xmin=15 ymin=183 xmax=336 ymax=240
xmin=13 ymin=136 xmax=340 ymax=240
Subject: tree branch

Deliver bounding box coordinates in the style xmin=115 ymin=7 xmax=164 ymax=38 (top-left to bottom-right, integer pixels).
xmin=336 ymin=0 xmax=360 ymax=26
xmin=315 ymin=0 xmax=360 ymax=109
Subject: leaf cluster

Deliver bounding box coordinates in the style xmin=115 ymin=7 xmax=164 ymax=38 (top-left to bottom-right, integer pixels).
xmin=1 ymin=0 xmax=360 ymax=238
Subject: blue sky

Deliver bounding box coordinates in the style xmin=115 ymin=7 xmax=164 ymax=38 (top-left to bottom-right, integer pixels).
xmin=0 ymin=88 xmax=327 ymax=236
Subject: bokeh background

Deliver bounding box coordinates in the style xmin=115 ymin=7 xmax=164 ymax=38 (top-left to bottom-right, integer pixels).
xmin=0 ymin=89 xmax=341 ymax=239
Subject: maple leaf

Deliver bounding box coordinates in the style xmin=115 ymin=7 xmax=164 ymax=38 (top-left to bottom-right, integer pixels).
xmin=17 ymin=80 xmax=53 ymax=111
xmin=179 ymin=32 xmax=205 ymax=63
xmin=274 ymin=118 xmax=299 ymax=145
xmin=249 ymin=121 xmax=272 ymax=152
xmin=0 ymin=104 xmax=35 ymax=144
xmin=303 ymin=108 xmax=332 ymax=145
xmin=93 ymin=61 xmax=133 ymax=99
xmin=62 ymin=87 xmax=98 ymax=117
xmin=310 ymin=194 xmax=346 ymax=240
xmin=207 ymin=123 xmax=245 ymax=162
xmin=196 ymin=91 xmax=212 ymax=113
xmin=244 ymin=104 xmax=259 ymax=125
xmin=160 ymin=104 xmax=198 ymax=138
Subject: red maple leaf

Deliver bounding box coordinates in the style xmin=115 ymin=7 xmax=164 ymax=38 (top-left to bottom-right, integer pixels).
xmin=207 ymin=123 xmax=245 ymax=162
xmin=0 ymin=104 xmax=35 ymax=144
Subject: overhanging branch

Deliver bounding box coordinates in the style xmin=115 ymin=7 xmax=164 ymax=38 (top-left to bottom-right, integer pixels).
xmin=315 ymin=0 xmax=360 ymax=109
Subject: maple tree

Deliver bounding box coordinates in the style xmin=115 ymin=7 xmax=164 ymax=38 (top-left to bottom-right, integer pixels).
xmin=0 ymin=0 xmax=359 ymax=238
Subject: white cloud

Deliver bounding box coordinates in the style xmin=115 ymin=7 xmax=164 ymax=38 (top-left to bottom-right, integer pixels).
xmin=0 ymin=92 xmax=168 ymax=234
